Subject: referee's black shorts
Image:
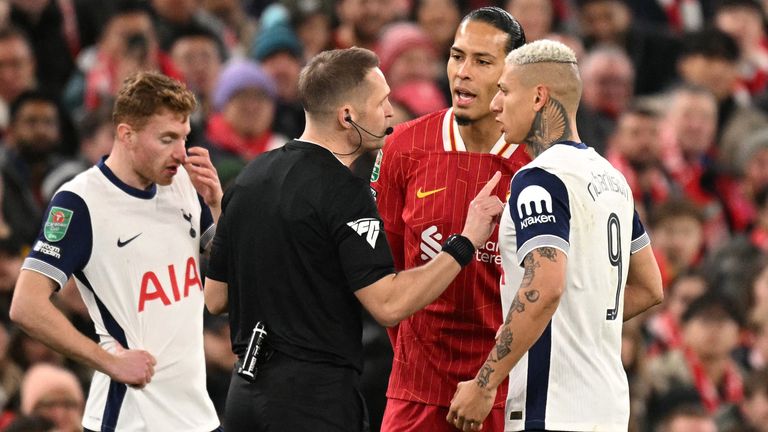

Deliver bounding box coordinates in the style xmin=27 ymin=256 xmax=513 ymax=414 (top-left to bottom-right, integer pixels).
xmin=224 ymin=350 xmax=370 ymax=432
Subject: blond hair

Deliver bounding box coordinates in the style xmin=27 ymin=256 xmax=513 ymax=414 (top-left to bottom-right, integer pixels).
xmin=506 ymin=39 xmax=577 ymax=66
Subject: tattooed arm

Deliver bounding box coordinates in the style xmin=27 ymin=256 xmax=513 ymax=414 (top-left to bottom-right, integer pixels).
xmin=623 ymin=245 xmax=663 ymax=321
xmin=446 ymin=247 xmax=566 ymax=431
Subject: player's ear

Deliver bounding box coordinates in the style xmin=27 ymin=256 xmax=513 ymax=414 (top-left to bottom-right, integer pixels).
xmin=116 ymin=123 xmax=133 ymax=146
xmin=533 ymin=85 xmax=549 ymax=112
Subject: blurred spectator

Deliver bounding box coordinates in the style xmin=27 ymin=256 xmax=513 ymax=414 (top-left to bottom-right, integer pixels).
xmin=0 ymin=27 xmax=36 ymax=132
xmin=717 ymin=128 xmax=768 ymax=232
xmin=624 ymin=0 xmax=711 ymax=33
xmin=0 ymin=91 xmax=66 ymax=246
xmin=646 ymin=293 xmax=745 ymax=428
xmin=250 ymin=23 xmax=305 ymax=139
xmin=64 ymin=2 xmax=183 ymax=116
xmin=650 ymin=199 xmax=706 ymax=282
xmin=606 ymin=103 xmax=675 ymax=215
xmin=646 ymin=270 xmax=709 ymax=356
xmin=40 ymin=101 xmax=115 ymax=204
xmin=658 ymin=85 xmax=729 ymax=247
xmin=206 ymin=60 xmax=285 ymax=182
xmin=19 ymin=364 xmax=83 ymax=432
xmin=657 ymin=404 xmax=718 ymax=432
xmin=505 ymin=0 xmax=556 ymax=42
xmin=200 ymin=0 xmax=257 ymax=53
xmin=149 ymin=0 xmax=230 ymax=54
xmin=334 ymin=0 xmax=396 ymax=50
xmin=576 ymin=45 xmax=634 ymax=155
xmin=719 ymin=368 xmax=768 ymax=432
xmin=170 ymin=26 xmax=226 ymax=126
xmin=576 ymin=0 xmax=680 ymax=95
xmin=377 ymin=22 xmax=440 ymax=90
xmin=676 ymin=28 xmax=768 ymax=165
xmin=714 ymin=0 xmax=768 ymax=97
xmin=9 ymin=0 xmax=76 ymax=97
xmin=281 ymin=0 xmax=334 ymax=59
xmin=414 ymin=0 xmax=463 ymax=59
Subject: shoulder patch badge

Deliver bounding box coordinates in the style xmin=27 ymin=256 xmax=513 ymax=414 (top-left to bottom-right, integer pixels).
xmin=370 ymin=149 xmax=383 ymax=182
xmin=44 ymin=206 xmax=74 ymax=242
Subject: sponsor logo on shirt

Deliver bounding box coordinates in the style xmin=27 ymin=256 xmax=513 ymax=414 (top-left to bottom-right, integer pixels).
xmin=347 ymin=218 xmax=381 ymax=248
xmin=517 ymin=185 xmax=556 ymax=228
xmin=33 ymin=241 xmax=61 ymax=259
xmin=43 ymin=206 xmax=73 ymax=242
xmin=420 ymin=225 xmax=501 ymax=264
xmin=420 ymin=225 xmax=443 ymax=260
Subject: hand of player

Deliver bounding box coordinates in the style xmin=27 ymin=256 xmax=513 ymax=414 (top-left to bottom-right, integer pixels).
xmin=185 ymin=146 xmax=223 ymax=210
xmin=447 ymin=379 xmax=497 ymax=431
xmin=461 ymin=171 xmax=504 ymax=249
xmin=106 ymin=344 xmax=156 ymax=389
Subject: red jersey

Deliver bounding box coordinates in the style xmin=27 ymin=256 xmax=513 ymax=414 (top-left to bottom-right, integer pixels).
xmin=372 ymin=108 xmax=530 ymax=407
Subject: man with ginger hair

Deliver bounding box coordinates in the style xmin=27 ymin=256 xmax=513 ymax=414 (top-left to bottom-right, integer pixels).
xmin=10 ymin=71 xmax=222 ymax=432
xmin=447 ymin=40 xmax=663 ymax=431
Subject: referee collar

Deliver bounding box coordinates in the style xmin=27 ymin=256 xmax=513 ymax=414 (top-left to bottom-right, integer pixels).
xmin=97 ymin=156 xmax=158 ymax=199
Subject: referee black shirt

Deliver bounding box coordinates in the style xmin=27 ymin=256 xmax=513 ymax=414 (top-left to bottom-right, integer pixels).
xmin=207 ymin=139 xmax=395 ymax=372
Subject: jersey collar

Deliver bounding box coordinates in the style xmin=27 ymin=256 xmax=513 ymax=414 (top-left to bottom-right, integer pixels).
xmin=97 ymin=157 xmax=157 ymax=199
xmin=441 ymin=108 xmax=520 ymax=158
xmin=555 ymin=140 xmax=589 ymax=149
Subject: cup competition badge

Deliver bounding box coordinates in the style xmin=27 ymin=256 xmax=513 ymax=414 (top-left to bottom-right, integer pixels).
xmin=44 ymin=207 xmax=74 ymax=242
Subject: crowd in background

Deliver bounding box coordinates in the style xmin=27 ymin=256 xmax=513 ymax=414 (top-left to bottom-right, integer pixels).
xmin=0 ymin=0 xmax=767 ymax=431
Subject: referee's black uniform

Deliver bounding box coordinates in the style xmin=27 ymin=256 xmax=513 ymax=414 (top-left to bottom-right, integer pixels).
xmin=207 ymin=139 xmax=395 ymax=432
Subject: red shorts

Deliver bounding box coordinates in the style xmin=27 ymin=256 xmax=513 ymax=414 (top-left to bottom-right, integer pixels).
xmin=380 ymin=398 xmax=506 ymax=432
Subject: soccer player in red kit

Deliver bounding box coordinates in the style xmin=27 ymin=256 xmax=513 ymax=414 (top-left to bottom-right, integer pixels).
xmin=372 ymin=7 xmax=529 ymax=432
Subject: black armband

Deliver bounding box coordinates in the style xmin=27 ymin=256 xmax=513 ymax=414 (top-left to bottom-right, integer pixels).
xmin=441 ymin=234 xmax=475 ymax=267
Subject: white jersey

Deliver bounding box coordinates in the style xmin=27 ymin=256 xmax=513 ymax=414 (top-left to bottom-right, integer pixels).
xmin=498 ymin=142 xmax=650 ymax=432
xmin=23 ymin=161 xmax=219 ymax=432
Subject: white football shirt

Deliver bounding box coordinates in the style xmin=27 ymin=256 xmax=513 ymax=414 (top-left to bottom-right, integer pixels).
xmin=499 ymin=141 xmax=650 ymax=432
xmin=23 ymin=160 xmax=218 ymax=432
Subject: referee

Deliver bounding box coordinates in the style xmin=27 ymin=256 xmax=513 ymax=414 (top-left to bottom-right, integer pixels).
xmin=204 ymin=47 xmax=504 ymax=432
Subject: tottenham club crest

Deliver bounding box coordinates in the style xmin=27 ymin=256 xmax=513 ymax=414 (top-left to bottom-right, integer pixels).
xmin=347 ymin=218 xmax=381 ymax=248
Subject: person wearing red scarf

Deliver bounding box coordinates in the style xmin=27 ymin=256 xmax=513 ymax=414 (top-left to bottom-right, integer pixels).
xmin=205 ymin=60 xmax=286 ymax=167
xmin=646 ymin=293 xmax=745 ymax=428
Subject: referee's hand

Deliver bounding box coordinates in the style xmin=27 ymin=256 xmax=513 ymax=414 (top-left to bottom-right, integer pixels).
xmin=461 ymin=171 xmax=504 ymax=249
xmin=107 ymin=344 xmax=157 ymax=389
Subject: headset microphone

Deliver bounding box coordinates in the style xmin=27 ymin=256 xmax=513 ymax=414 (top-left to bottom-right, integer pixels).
xmin=333 ymin=114 xmax=393 ymax=156
xmin=344 ymin=115 xmax=393 ymax=138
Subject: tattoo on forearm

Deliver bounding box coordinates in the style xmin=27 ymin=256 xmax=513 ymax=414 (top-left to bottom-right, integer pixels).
xmin=521 ymin=252 xmax=539 ymax=288
xmin=525 ymin=290 xmax=540 ymax=303
xmin=496 ymin=327 xmax=514 ymax=360
xmin=509 ymin=293 xmax=525 ymax=319
xmin=524 ymin=97 xmax=571 ymax=157
xmin=477 ymin=363 xmax=494 ymax=388
xmin=537 ymin=247 xmax=557 ymax=262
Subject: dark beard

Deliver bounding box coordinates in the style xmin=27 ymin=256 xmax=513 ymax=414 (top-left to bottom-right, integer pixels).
xmin=17 ymin=141 xmax=55 ymax=164
xmin=455 ymin=115 xmax=472 ymax=126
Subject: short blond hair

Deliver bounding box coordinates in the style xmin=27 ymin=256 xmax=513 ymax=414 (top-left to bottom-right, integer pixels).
xmin=506 ymin=39 xmax=577 ymax=66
